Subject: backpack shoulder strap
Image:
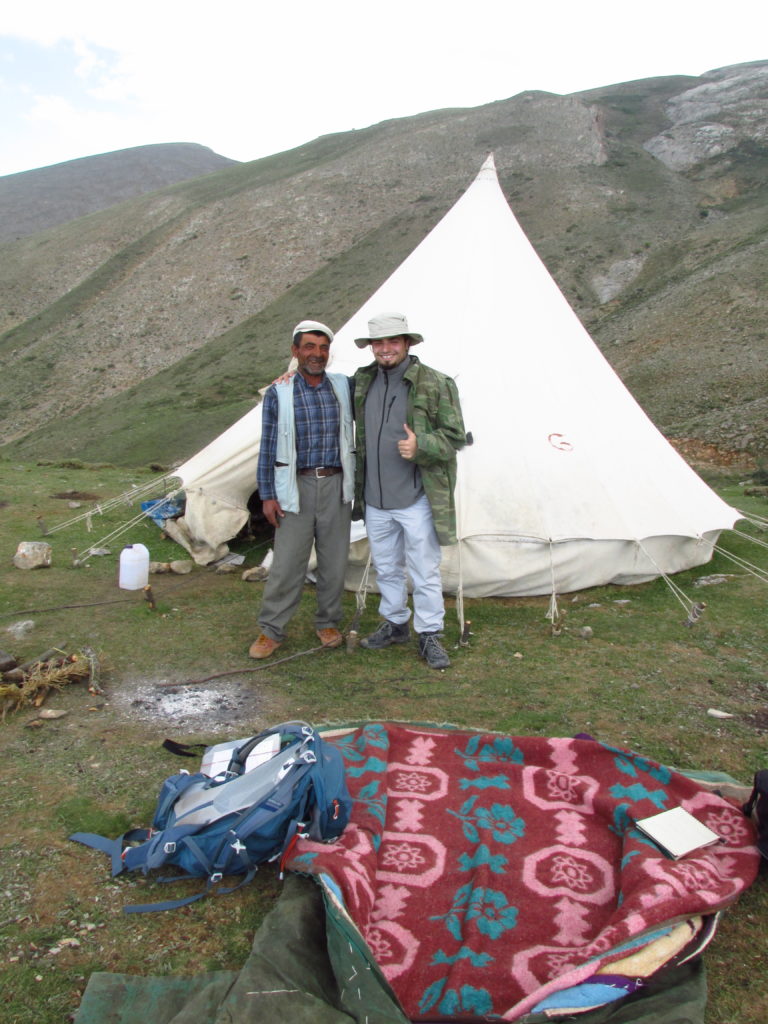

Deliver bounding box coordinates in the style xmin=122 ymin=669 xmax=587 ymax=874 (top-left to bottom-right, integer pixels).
xmin=69 ymin=828 xmax=151 ymax=876
xmin=230 ymin=721 xmax=313 ymax=775
xmin=162 ymin=738 xmax=206 ymax=758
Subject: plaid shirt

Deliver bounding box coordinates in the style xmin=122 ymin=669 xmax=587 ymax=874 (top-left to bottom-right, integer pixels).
xmin=257 ymin=373 xmax=342 ymax=501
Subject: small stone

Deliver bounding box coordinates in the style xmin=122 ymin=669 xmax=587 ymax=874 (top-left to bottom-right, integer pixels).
xmin=579 ymin=626 xmax=594 ymax=639
xmin=6 ymin=619 xmax=34 ymax=640
xmin=169 ymin=560 xmax=193 ymax=574
xmin=707 ymin=708 xmax=734 ymax=719
xmin=0 ymin=650 xmax=17 ymax=672
xmin=242 ymin=566 xmax=269 ymax=582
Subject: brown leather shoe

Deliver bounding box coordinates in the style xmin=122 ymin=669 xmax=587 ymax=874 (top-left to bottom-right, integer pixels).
xmin=316 ymin=627 xmax=343 ymax=649
xmin=248 ymin=634 xmax=282 ymax=659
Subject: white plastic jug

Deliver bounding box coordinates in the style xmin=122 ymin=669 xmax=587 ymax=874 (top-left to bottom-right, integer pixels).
xmin=119 ymin=543 xmax=150 ymax=590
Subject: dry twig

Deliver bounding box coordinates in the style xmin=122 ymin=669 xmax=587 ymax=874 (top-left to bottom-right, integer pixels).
xmin=1 ymin=651 xmax=100 ymax=719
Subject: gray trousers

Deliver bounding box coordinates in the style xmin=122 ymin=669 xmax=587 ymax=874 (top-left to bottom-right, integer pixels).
xmin=258 ymin=473 xmax=352 ymax=642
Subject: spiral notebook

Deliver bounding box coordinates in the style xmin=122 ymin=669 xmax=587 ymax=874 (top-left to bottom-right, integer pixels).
xmin=634 ymin=806 xmax=722 ymax=859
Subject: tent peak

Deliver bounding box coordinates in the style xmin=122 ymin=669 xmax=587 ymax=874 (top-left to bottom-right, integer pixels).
xmin=478 ymin=153 xmax=497 ymax=178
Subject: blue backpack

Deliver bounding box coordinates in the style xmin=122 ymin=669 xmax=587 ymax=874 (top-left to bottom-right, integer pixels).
xmin=70 ymin=721 xmax=352 ymax=912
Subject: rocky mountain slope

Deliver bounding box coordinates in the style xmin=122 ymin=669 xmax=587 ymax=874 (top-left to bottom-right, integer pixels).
xmin=0 ymin=143 xmax=238 ymax=243
xmin=0 ymin=62 xmax=765 ymax=468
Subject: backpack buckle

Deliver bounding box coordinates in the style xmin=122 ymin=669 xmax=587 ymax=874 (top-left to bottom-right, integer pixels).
xmin=163 ymin=841 xmax=177 ymax=854
xmin=210 ymin=872 xmax=223 ymax=884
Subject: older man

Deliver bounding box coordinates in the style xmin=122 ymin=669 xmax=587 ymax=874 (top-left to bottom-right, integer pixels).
xmin=353 ymin=312 xmax=466 ymax=669
xmin=249 ymin=320 xmax=355 ymax=659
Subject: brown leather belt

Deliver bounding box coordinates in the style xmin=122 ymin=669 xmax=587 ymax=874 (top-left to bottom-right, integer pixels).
xmin=298 ymin=466 xmax=342 ymax=478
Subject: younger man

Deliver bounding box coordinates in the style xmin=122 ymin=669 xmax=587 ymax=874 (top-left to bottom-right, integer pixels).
xmin=353 ymin=312 xmax=466 ymax=669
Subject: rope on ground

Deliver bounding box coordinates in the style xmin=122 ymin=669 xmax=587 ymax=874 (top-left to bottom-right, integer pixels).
xmin=712 ymin=543 xmax=768 ymax=584
xmin=2 ymin=562 xmax=225 ymax=619
xmin=729 ymin=526 xmax=768 ymax=552
xmin=44 ymin=475 xmax=178 ymax=534
xmin=156 ymin=641 xmax=339 ymax=687
xmin=735 ymin=508 xmax=768 ymax=530
xmin=2 ymin=597 xmax=137 ymax=618
xmin=634 ymin=539 xmax=701 ymax=623
xmin=71 ymin=505 xmax=158 ymax=563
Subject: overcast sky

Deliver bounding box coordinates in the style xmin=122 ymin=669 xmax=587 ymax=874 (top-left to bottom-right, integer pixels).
xmin=1 ymin=1 xmax=765 ymax=177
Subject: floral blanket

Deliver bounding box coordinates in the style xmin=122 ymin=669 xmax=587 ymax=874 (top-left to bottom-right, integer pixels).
xmin=288 ymin=723 xmax=759 ymax=1021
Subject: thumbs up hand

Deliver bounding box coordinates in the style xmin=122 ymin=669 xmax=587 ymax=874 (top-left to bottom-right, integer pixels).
xmin=398 ymin=423 xmax=418 ymax=460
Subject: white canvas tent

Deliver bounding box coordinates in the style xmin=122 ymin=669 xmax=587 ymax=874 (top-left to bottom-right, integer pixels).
xmin=171 ymin=155 xmax=740 ymax=598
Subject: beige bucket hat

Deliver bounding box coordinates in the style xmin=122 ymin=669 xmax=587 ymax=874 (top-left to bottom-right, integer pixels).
xmin=354 ymin=312 xmax=423 ymax=349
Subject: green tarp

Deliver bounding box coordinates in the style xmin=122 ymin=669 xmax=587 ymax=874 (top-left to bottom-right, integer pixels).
xmin=74 ymin=874 xmax=707 ymax=1024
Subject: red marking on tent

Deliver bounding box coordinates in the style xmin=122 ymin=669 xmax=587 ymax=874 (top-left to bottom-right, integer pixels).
xmin=548 ymin=433 xmax=574 ymax=451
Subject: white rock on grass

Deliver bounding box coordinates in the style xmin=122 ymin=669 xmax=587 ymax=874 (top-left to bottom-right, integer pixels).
xmin=13 ymin=541 xmax=52 ymax=569
xmin=6 ymin=620 xmax=35 ymax=640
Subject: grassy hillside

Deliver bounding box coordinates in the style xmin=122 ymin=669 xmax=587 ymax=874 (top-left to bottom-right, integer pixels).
xmin=5 ymin=200 xmax=447 ymax=466
xmin=0 ymin=65 xmax=766 ymax=468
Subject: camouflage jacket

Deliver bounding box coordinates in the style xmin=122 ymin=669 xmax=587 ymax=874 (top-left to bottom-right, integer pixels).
xmin=353 ymin=356 xmax=467 ymax=545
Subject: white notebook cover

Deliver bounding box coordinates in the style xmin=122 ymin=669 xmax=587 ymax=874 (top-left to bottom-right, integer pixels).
xmin=634 ymin=806 xmax=722 ymax=859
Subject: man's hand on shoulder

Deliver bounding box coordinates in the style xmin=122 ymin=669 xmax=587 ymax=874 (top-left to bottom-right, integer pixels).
xmin=270 ymin=370 xmax=296 ymax=386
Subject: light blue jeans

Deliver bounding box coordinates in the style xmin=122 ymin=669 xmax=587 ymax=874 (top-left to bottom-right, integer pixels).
xmin=365 ymin=495 xmax=444 ymax=634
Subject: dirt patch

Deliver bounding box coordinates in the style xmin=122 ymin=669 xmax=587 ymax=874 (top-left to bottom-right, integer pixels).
xmin=743 ymin=709 xmax=768 ymax=733
xmin=668 ymin=437 xmax=757 ymax=472
xmin=49 ymin=490 xmax=102 ymax=501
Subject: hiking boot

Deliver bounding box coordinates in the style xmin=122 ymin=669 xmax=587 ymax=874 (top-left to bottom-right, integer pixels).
xmin=360 ymin=620 xmax=410 ymax=649
xmin=316 ymin=627 xmax=343 ymax=649
xmin=418 ymin=632 xmax=451 ymax=670
xmin=248 ymin=634 xmax=282 ymax=660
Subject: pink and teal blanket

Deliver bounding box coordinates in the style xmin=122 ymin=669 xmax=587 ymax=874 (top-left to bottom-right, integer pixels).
xmin=288 ymin=723 xmax=759 ymax=1021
